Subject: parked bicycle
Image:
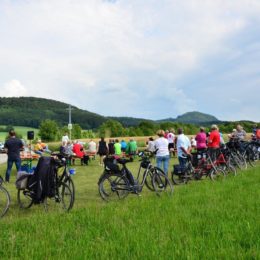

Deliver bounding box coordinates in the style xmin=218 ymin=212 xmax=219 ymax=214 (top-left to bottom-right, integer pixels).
xmin=0 ymin=176 xmax=10 ymax=218
xmin=98 ymin=152 xmax=173 ymax=201
xmin=17 ymin=155 xmax=74 ymax=212
xmin=171 ymin=150 xmax=226 ymax=185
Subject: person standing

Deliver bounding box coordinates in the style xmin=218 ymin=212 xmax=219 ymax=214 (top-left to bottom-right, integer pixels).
xmin=176 ymin=128 xmax=191 ymax=168
xmin=195 ymin=127 xmax=207 ymax=152
xmin=4 ymin=130 xmax=23 ymax=182
xmin=167 ymin=129 xmax=176 ymax=157
xmin=97 ymin=137 xmax=108 ymax=166
xmin=62 ymin=132 xmax=70 ymax=145
xmin=154 ymin=130 xmax=170 ymax=176
xmin=207 ymin=124 xmax=220 ymax=162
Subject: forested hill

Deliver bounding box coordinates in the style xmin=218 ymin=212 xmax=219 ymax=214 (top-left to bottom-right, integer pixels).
xmin=0 ymin=97 xmax=106 ymax=129
xmin=157 ymin=111 xmax=219 ymax=124
xmin=0 ymin=97 xmax=237 ymax=129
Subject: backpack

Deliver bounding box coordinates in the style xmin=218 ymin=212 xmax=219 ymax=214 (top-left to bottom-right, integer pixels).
xmin=27 ymin=157 xmax=56 ymax=203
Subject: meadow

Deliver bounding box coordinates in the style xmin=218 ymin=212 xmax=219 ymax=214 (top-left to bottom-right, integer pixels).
xmin=0 ymin=126 xmax=39 ymax=142
xmin=0 ymin=156 xmax=259 ymax=259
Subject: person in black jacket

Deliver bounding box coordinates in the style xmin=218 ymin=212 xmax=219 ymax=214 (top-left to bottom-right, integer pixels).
xmin=4 ymin=130 xmax=23 ymax=182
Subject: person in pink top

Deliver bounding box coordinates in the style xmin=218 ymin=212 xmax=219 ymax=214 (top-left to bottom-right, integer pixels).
xmin=195 ymin=127 xmax=207 ymax=152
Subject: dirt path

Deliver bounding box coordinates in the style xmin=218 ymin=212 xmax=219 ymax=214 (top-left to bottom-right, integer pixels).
xmin=0 ymin=154 xmax=7 ymax=164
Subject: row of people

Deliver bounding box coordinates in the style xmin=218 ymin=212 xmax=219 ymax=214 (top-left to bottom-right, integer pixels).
xmin=148 ymin=124 xmax=245 ymax=177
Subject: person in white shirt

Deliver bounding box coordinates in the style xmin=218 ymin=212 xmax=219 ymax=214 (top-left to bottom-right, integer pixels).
xmin=147 ymin=137 xmax=155 ymax=153
xmin=167 ymin=128 xmax=176 ymax=157
xmin=154 ymin=130 xmax=170 ymax=176
xmin=62 ymin=132 xmax=70 ymax=145
xmin=87 ymin=139 xmax=97 ymax=153
xmin=176 ymin=128 xmax=191 ymax=168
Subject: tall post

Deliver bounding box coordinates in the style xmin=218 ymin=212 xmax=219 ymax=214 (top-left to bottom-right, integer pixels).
xmin=66 ymin=105 xmax=73 ymax=140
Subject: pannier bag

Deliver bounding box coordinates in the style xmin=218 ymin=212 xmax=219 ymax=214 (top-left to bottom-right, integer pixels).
xmin=103 ymin=156 xmax=120 ymax=173
xmin=173 ymin=164 xmax=186 ymax=175
xmin=16 ymin=174 xmax=32 ymax=190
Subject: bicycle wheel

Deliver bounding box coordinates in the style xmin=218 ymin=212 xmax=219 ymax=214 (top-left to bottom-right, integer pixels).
xmin=17 ymin=188 xmax=33 ymax=209
xmin=171 ymin=172 xmax=187 ymax=185
xmin=44 ymin=182 xmax=74 ymax=212
xmin=144 ymin=170 xmax=155 ymax=191
xmin=152 ymin=169 xmax=173 ymax=197
xmin=209 ymin=168 xmax=226 ymax=181
xmin=63 ymin=175 xmax=75 ymax=199
xmin=98 ymin=173 xmax=130 ymax=202
xmin=0 ymin=185 xmax=10 ymax=218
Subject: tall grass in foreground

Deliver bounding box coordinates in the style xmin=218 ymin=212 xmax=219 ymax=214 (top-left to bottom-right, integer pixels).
xmin=0 ymin=160 xmax=259 ymax=259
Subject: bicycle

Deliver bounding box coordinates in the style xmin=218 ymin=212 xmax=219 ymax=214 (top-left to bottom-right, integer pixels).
xmin=98 ymin=152 xmax=173 ymax=202
xmin=0 ymin=176 xmax=10 ymax=218
xmin=172 ymin=150 xmax=226 ymax=184
xmin=17 ymin=156 xmax=74 ymax=212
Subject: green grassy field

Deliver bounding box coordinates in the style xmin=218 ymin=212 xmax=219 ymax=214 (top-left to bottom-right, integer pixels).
xmin=0 ymin=126 xmax=39 ymax=141
xmin=0 ymin=158 xmax=259 ymax=259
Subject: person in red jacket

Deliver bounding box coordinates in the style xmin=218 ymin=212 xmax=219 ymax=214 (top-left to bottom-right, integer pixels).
xmin=208 ymin=124 xmax=220 ymax=162
xmin=72 ymin=141 xmax=89 ymax=165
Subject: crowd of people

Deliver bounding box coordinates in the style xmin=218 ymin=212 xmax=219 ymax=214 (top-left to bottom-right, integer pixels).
xmin=145 ymin=123 xmax=259 ymax=176
xmin=2 ymin=124 xmax=259 ymax=183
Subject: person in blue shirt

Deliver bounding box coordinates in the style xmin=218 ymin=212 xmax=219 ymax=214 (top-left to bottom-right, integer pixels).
xmin=120 ymin=140 xmax=127 ymax=153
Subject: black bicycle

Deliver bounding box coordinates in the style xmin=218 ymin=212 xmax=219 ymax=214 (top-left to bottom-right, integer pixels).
xmin=98 ymin=152 xmax=173 ymax=202
xmin=0 ymin=176 xmax=10 ymax=218
xmin=17 ymin=155 xmax=74 ymax=212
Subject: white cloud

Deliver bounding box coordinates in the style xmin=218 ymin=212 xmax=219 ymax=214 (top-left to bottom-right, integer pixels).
xmin=2 ymin=80 xmax=28 ymax=97
xmin=0 ymin=0 xmax=259 ymax=120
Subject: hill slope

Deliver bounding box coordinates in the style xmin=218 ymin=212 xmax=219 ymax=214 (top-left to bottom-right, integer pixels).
xmin=0 ymin=97 xmax=106 ymax=129
xmin=0 ymin=97 xmax=221 ymax=128
xmin=158 ymin=111 xmax=219 ymax=124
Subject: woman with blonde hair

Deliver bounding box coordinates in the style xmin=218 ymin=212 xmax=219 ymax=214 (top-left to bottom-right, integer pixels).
xmin=154 ymin=129 xmax=170 ymax=176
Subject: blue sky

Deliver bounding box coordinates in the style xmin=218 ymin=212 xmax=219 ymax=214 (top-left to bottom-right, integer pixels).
xmin=0 ymin=0 xmax=259 ymax=121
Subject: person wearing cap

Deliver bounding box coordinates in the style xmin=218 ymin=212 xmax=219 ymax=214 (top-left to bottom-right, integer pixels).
xmin=154 ymin=130 xmax=170 ymax=176
xmin=208 ymin=124 xmax=220 ymax=161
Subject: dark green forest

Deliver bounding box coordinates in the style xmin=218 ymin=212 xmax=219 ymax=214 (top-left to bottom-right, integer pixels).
xmin=0 ymin=97 xmax=258 ymax=140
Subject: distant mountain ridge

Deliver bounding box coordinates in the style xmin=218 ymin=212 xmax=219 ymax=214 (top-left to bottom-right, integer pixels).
xmin=157 ymin=111 xmax=219 ymax=124
xmin=0 ymin=97 xmax=220 ymax=128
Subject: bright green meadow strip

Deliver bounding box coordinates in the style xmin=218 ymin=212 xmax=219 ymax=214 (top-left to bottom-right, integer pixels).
xmin=0 ymin=160 xmax=259 ymax=259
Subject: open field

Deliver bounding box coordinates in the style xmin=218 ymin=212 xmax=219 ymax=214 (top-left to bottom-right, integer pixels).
xmin=0 ymin=157 xmax=259 ymax=259
xmin=0 ymin=126 xmax=39 ymax=141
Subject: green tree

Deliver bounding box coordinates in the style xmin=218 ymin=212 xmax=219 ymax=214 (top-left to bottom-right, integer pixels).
xmin=99 ymin=120 xmax=125 ymax=137
xmin=72 ymin=124 xmax=82 ymax=139
xmin=38 ymin=119 xmax=59 ymax=141
xmin=138 ymin=121 xmax=156 ymax=136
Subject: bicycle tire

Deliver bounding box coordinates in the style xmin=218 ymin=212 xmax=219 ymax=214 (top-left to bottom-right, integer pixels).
xmin=44 ymin=182 xmax=74 ymax=212
xmin=152 ymin=170 xmax=173 ymax=197
xmin=63 ymin=175 xmax=75 ymax=199
xmin=98 ymin=173 xmax=130 ymax=202
xmin=144 ymin=169 xmax=155 ymax=191
xmin=0 ymin=185 xmax=10 ymax=218
xmin=209 ymin=168 xmax=226 ymax=181
xmin=171 ymin=172 xmax=187 ymax=185
xmin=144 ymin=166 xmax=166 ymax=191
xmin=17 ymin=188 xmax=34 ymax=209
